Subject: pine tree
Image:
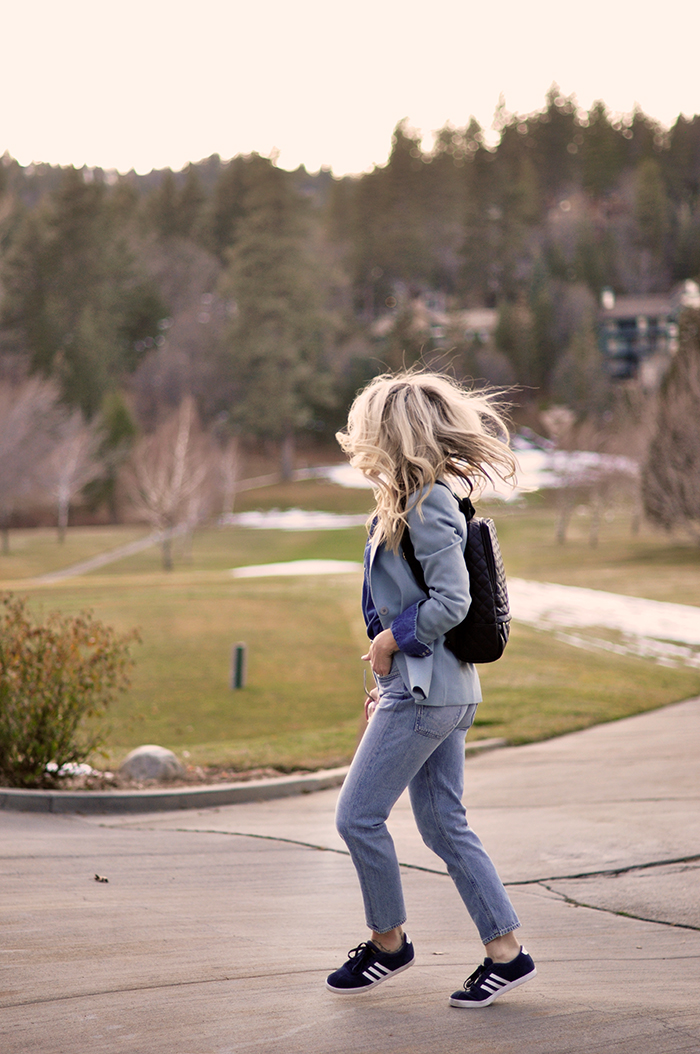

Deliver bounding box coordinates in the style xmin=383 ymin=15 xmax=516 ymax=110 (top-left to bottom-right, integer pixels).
xmin=529 ymin=88 xmax=580 ymax=197
xmin=82 ymin=390 xmax=138 ymax=522
xmin=528 ymin=263 xmax=558 ymax=388
xmin=664 ymin=115 xmax=700 ymax=204
xmin=146 ymin=167 xmax=205 ymax=240
xmin=635 ymin=158 xmax=670 ymax=257
xmin=494 ymin=297 xmax=536 ymax=388
xmin=205 ymin=154 xmax=272 ymax=260
xmin=551 ymin=322 xmax=611 ymax=417
xmin=221 ymin=161 xmax=334 ymax=478
xmin=146 ymin=170 xmax=180 ymax=238
xmin=580 ymin=102 xmax=626 ymax=197
xmin=0 ymin=167 xmax=167 ymax=415
xmin=642 ymin=308 xmax=700 ymax=542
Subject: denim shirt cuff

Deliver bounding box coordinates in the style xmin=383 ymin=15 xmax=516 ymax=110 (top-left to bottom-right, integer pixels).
xmin=391 ymin=603 xmax=433 ymax=657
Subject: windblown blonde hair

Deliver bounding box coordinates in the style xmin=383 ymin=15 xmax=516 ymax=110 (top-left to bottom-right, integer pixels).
xmin=336 ymin=370 xmax=517 ymax=552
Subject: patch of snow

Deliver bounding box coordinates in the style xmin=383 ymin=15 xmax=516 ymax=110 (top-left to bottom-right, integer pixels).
xmin=509 ymin=578 xmax=700 ymax=667
xmin=317 ymin=443 xmax=639 ymax=501
xmin=509 ymin=579 xmax=700 ymax=645
xmin=231 ymin=559 xmax=363 ymax=578
xmin=550 ymin=630 xmax=700 ymax=670
xmin=318 ymin=465 xmax=374 ymax=491
xmin=221 ymin=508 xmax=368 ymax=530
xmin=232 ymin=554 xmax=700 ymax=670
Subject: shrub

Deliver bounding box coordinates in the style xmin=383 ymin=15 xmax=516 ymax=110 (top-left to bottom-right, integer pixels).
xmin=0 ymin=594 xmax=139 ymax=788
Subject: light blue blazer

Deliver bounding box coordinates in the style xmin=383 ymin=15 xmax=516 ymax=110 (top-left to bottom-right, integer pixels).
xmin=365 ymin=482 xmax=482 ymax=707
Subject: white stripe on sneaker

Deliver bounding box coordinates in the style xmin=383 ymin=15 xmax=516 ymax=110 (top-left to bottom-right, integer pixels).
xmin=449 ymin=960 xmax=537 ymax=1008
xmin=325 ymin=938 xmax=415 ymax=995
xmin=364 ymin=964 xmax=390 ymax=982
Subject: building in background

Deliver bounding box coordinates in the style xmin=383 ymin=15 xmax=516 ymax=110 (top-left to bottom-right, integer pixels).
xmin=598 ymin=281 xmax=700 ymax=387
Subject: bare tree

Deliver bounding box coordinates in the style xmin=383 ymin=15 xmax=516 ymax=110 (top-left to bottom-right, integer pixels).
xmin=124 ymin=398 xmax=214 ymax=570
xmin=0 ymin=377 xmax=59 ymax=553
xmin=540 ymin=405 xmax=642 ymax=547
xmin=219 ymin=436 xmax=240 ymax=516
xmin=540 ymin=407 xmax=578 ymax=544
xmin=44 ymin=411 xmax=104 ymax=542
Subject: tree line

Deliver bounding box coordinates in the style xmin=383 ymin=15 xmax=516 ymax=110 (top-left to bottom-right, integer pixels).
xmin=0 ymin=88 xmax=699 ymax=540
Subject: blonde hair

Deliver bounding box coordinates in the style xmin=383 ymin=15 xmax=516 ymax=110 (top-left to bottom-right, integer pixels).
xmin=336 ymin=370 xmax=517 ymax=552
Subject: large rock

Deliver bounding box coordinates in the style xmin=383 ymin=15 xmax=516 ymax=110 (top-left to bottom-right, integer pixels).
xmin=119 ymin=745 xmax=186 ymax=782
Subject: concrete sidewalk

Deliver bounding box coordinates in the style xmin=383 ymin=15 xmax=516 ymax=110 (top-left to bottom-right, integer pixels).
xmin=2 ymin=698 xmax=699 ymax=1054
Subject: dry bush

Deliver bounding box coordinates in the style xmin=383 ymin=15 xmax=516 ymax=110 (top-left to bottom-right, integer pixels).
xmin=0 ymin=594 xmax=139 ymax=788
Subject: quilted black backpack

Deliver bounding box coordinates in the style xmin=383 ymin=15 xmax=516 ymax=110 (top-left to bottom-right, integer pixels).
xmin=399 ymin=483 xmax=511 ymax=664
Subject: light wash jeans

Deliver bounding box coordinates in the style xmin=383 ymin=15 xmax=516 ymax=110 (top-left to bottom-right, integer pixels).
xmin=335 ymin=669 xmax=520 ymax=943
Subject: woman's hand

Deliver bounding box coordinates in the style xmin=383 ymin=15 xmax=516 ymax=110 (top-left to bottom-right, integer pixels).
xmin=362 ymin=628 xmax=399 ymax=678
xmin=364 ymin=687 xmax=379 ymax=721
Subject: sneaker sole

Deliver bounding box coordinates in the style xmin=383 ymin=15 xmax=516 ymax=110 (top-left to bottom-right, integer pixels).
xmin=325 ymin=958 xmax=414 ymax=994
xmin=449 ymin=966 xmax=537 ymax=1008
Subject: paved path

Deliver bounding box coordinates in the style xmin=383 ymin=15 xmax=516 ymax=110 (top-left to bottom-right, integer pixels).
xmin=2 ymin=696 xmax=699 ymax=1053
xmin=31 ymin=530 xmax=166 ymax=583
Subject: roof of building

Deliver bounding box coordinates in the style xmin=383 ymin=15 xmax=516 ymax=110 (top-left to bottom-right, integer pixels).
xmin=599 ymin=294 xmax=675 ymax=320
xmin=599 ymin=281 xmax=700 ymax=320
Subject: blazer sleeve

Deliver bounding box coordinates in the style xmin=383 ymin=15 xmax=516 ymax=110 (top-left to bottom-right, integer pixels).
xmin=393 ymin=484 xmax=471 ymax=648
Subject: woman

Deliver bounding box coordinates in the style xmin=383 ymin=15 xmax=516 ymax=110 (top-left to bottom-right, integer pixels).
xmin=326 ymin=370 xmax=536 ymax=1007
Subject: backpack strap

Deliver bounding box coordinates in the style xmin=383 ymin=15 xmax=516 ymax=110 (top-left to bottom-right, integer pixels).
xmin=399 ymin=482 xmax=475 ymax=593
xmin=399 ymin=522 xmax=428 ymax=593
xmin=441 ymin=482 xmax=476 ymax=522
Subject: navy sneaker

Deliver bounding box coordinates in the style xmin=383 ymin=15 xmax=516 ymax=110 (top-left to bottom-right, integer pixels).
xmin=449 ymin=947 xmax=536 ymax=1007
xmin=326 ymin=936 xmax=415 ymax=994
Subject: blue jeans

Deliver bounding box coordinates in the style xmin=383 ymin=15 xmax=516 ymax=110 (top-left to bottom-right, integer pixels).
xmin=335 ymin=669 xmax=520 ymax=943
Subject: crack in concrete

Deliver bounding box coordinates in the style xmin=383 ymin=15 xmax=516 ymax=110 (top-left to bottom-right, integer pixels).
xmin=534 ymin=881 xmax=700 ymax=933
xmin=106 ymin=824 xmax=700 ymax=929
xmin=508 ymin=852 xmax=700 ymax=885
xmin=179 ymin=827 xmax=700 ymax=886
xmin=0 ymin=967 xmax=324 ymax=1010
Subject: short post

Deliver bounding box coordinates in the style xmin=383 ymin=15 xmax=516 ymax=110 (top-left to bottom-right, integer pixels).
xmin=230 ymin=642 xmax=247 ymax=690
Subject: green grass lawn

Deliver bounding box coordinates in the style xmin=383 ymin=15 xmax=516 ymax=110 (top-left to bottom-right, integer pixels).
xmin=0 ymin=525 xmax=148 ymax=582
xmin=4 ymin=480 xmax=700 ymax=773
xmin=79 ymin=524 xmax=368 ymax=577
xmin=235 ymin=476 xmax=374 ymax=515
xmin=17 ymin=568 xmax=700 ymax=772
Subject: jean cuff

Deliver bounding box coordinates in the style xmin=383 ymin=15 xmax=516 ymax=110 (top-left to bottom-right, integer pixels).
xmin=391 ymin=603 xmax=432 ymax=658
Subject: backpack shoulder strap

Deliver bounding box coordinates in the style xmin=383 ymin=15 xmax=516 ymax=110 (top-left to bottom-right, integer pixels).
xmin=400 ymin=482 xmax=475 ymax=593
xmin=399 ymin=521 xmax=428 ymax=593
xmin=434 ymin=479 xmax=475 ymax=522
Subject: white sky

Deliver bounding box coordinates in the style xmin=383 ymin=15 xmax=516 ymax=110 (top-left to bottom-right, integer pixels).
xmin=3 ymin=0 xmax=700 ymax=176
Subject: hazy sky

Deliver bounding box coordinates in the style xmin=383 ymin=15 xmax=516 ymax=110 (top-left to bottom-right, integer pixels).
xmin=4 ymin=0 xmax=699 ymax=176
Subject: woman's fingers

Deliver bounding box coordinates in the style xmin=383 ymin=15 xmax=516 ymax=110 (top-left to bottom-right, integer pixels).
xmin=362 ymin=628 xmax=398 ymax=676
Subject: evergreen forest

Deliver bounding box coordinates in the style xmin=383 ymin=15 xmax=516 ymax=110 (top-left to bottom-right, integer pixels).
xmin=1 ymin=89 xmax=700 ymax=527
